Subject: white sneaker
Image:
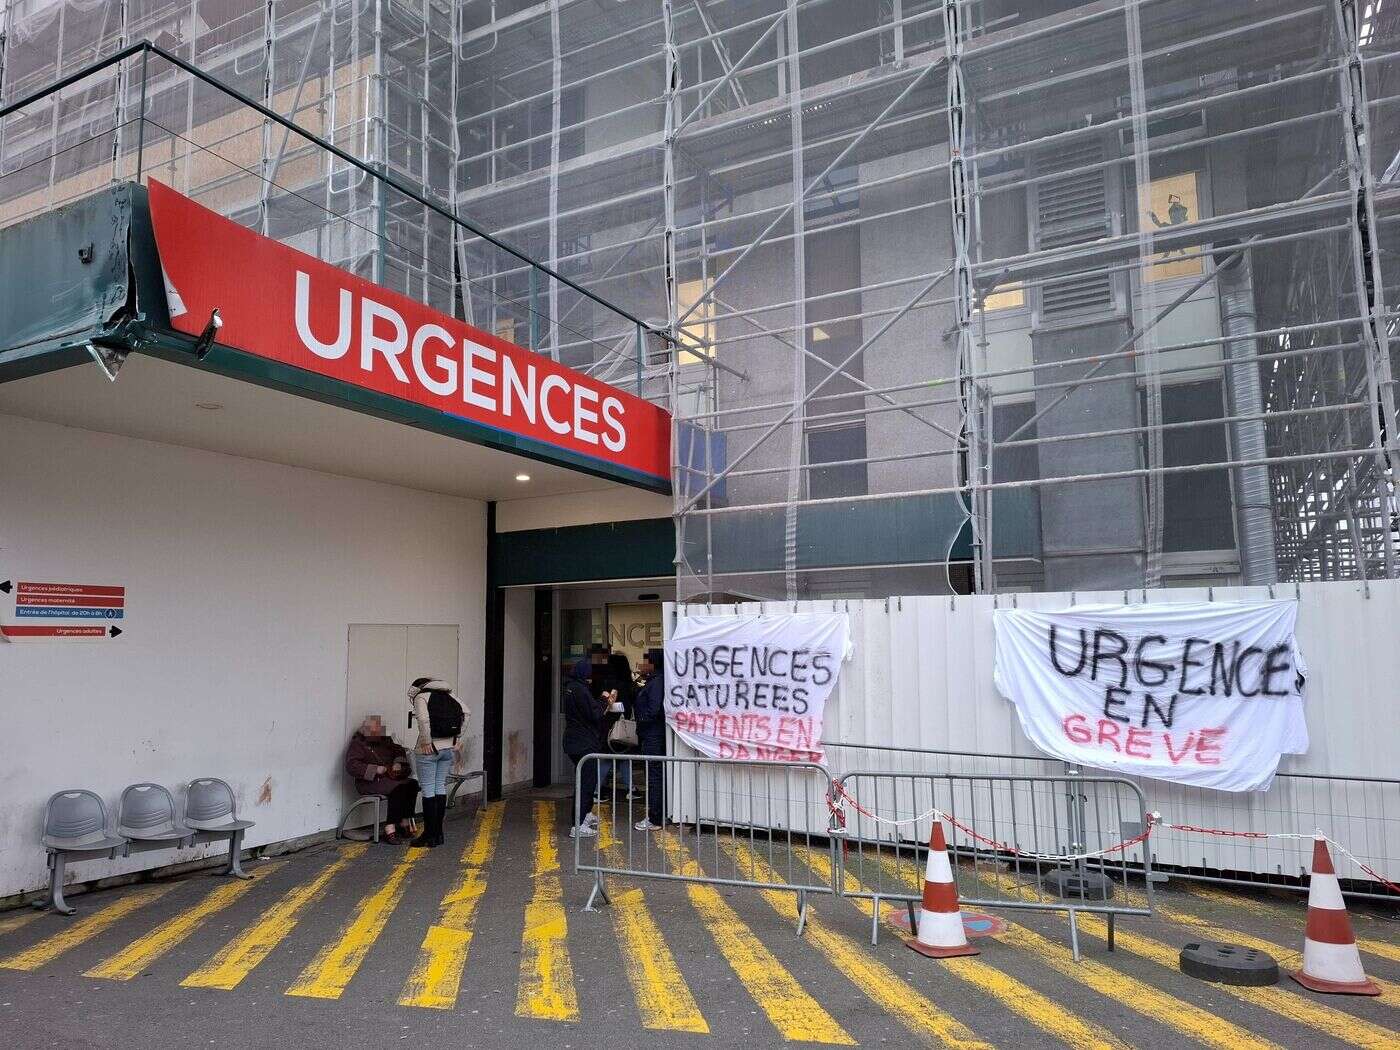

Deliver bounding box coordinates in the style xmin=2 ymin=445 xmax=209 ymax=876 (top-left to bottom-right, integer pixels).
xmin=570 ymin=823 xmax=597 ymax=838
xmin=634 ymin=819 xmax=661 ymax=831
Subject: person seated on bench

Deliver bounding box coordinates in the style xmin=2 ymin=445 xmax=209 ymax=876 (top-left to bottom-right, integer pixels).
xmin=345 ymin=714 xmax=419 ymax=844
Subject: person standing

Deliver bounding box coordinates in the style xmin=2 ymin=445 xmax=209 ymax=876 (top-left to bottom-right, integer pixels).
xmin=408 ymin=677 xmax=465 ymax=848
xmin=563 ymin=656 xmax=609 ymax=837
xmin=633 ymin=649 xmax=667 ymax=831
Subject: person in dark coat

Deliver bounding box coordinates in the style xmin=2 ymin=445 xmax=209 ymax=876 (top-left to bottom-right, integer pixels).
xmin=345 ymin=714 xmax=419 ymax=844
xmin=603 ymin=650 xmax=640 ymax=798
xmin=563 ymin=656 xmax=608 ymax=836
xmin=633 ymin=648 xmax=668 ymax=830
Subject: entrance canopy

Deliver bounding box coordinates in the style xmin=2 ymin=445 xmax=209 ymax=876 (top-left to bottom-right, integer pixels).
xmin=0 ymin=182 xmax=671 ymax=500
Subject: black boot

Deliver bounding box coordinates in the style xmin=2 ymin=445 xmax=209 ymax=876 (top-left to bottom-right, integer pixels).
xmin=431 ymin=795 xmax=447 ymax=847
xmin=410 ymin=797 xmax=435 ymax=848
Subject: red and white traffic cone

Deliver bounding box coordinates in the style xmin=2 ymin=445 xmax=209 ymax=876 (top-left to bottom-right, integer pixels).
xmin=906 ymin=819 xmax=979 ymax=959
xmin=1289 ymin=834 xmax=1380 ymax=996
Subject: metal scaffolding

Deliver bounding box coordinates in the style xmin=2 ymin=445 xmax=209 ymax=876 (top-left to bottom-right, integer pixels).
xmin=3 ymin=0 xmax=1398 ymax=600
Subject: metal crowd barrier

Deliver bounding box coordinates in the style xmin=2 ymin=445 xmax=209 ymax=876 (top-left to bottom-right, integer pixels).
xmin=832 ymin=770 xmax=1155 ymax=958
xmin=573 ymin=753 xmax=836 ymax=933
xmin=823 ymin=741 xmax=1400 ymax=902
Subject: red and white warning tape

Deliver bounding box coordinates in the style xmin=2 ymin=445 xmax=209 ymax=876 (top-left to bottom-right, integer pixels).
xmin=828 ymin=785 xmax=1400 ymax=891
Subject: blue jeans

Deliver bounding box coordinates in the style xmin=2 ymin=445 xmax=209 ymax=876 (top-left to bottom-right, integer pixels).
xmin=414 ymin=749 xmax=454 ymax=797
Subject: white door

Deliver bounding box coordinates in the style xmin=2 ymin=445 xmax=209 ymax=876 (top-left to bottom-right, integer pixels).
xmin=345 ymin=625 xmax=460 ymax=821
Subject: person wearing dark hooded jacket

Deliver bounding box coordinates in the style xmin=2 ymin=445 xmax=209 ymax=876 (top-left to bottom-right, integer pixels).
xmin=632 ymin=649 xmax=667 ymax=830
xmin=563 ymin=656 xmax=609 ymax=836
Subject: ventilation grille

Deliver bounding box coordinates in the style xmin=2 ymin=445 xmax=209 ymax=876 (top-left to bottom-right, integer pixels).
xmin=1035 ymin=141 xmax=1116 ymax=320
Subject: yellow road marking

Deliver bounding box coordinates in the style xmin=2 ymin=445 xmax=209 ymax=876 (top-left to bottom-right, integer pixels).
xmin=87 ymin=864 xmax=284 ymax=980
xmin=1145 ymin=895 xmax=1400 ymax=1006
xmin=181 ymin=843 xmax=367 ymax=990
xmin=0 ymin=884 xmax=175 ymax=971
xmin=399 ymin=802 xmax=507 ymax=1009
xmin=1182 ymin=881 xmax=1400 ymax=966
xmin=0 ymin=911 xmax=42 ymax=937
xmin=515 ymin=801 xmax=579 ymax=1022
xmin=595 ymin=822 xmax=708 ymax=1033
xmin=657 ymin=833 xmax=853 ymax=1044
xmin=870 ymin=854 xmax=1281 ymax=1050
xmin=795 ymin=846 xmax=1128 ymax=1050
xmin=286 ymin=848 xmax=425 ymax=999
xmin=722 ymin=840 xmax=994 ymax=1050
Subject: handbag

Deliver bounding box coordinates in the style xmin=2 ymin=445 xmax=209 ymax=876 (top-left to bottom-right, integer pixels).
xmin=608 ymin=716 xmax=638 ymax=750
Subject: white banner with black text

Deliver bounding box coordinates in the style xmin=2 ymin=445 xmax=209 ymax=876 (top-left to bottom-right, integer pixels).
xmin=666 ymin=613 xmax=850 ymax=762
xmin=993 ymin=601 xmax=1308 ymax=791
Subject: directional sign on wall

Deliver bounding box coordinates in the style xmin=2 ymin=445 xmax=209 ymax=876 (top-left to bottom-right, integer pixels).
xmin=0 ymin=580 xmax=126 ymax=640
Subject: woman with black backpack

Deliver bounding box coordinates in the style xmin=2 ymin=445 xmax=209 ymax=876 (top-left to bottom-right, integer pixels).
xmin=408 ymin=677 xmax=466 ymax=848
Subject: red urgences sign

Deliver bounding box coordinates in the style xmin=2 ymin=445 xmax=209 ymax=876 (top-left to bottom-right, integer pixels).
xmin=146 ymin=180 xmax=670 ymax=485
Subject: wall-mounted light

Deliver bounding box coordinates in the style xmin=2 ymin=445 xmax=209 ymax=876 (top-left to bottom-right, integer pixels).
xmin=195 ymin=401 xmax=224 ymax=411
xmin=515 ymin=473 xmax=531 ymax=482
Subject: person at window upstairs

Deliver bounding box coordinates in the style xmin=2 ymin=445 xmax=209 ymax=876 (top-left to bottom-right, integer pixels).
xmin=345 ymin=714 xmax=419 ymax=845
xmin=563 ymin=656 xmax=617 ymax=837
xmin=633 ymin=648 xmax=668 ymax=832
xmin=408 ymin=677 xmax=466 ymax=848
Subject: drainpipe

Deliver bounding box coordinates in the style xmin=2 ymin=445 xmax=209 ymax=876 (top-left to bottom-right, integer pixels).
xmin=1216 ymin=250 xmax=1280 ymax=584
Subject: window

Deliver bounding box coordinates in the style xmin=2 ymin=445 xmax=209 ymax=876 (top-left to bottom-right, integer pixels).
xmin=808 ymin=425 xmax=868 ymax=499
xmin=676 ymin=278 xmax=715 ymax=366
xmin=1145 ymin=381 xmax=1237 ymax=552
xmin=1137 ymin=171 xmax=1204 ymax=283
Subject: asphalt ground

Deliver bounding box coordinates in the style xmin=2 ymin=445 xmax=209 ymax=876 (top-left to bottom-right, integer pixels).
xmin=0 ymin=795 xmax=1396 ymax=1050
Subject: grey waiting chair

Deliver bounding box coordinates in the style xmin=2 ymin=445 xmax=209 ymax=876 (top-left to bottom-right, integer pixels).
xmin=39 ymin=790 xmax=128 ymax=915
xmin=184 ymin=778 xmax=255 ymax=879
xmin=117 ymin=783 xmax=194 ymax=855
xmin=337 ymin=794 xmax=387 ymax=843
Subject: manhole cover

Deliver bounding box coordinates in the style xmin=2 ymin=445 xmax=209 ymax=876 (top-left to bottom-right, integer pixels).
xmin=1179 ymin=941 xmax=1279 ymax=986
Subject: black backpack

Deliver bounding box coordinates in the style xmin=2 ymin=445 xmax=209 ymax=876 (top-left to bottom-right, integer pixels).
xmin=426 ymin=690 xmax=463 ymax=739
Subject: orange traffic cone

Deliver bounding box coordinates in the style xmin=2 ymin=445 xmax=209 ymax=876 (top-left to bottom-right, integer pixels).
xmin=906 ymin=819 xmax=979 ymax=959
xmin=1289 ymin=834 xmax=1380 ymax=996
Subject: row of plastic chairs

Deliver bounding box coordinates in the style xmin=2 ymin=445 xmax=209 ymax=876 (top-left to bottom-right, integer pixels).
xmin=41 ymin=779 xmax=255 ymax=915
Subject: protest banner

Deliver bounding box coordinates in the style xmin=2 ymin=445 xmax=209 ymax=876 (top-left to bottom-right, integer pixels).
xmin=665 ymin=613 xmax=850 ymax=762
xmin=993 ymin=601 xmax=1308 ymax=791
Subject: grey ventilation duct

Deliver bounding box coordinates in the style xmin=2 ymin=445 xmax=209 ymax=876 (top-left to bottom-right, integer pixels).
xmin=1216 ymin=249 xmax=1280 ymax=585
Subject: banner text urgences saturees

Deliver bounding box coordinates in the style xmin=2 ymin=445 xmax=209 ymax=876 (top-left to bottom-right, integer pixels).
xmin=665 ymin=613 xmax=850 ymax=762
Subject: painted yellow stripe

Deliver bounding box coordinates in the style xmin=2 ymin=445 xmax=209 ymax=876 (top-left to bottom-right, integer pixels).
xmin=286 ymin=848 xmax=425 ymax=999
xmin=657 ymin=833 xmax=853 ymax=1045
xmin=1182 ymin=882 xmax=1400 ymax=967
xmin=722 ymin=840 xmax=992 ymax=1050
xmin=795 ymin=846 xmax=1127 ymax=1050
xmin=595 ymin=822 xmax=708 ymax=1033
xmin=399 ymin=802 xmax=507 ymax=1009
xmin=1145 ymin=895 xmax=1400 ymax=1007
xmin=86 ymin=863 xmax=284 ymax=980
xmin=870 ymin=854 xmax=1279 ymax=1050
xmin=515 ymin=801 xmax=579 ymax=1022
xmin=0 ymin=884 xmax=175 ymax=971
xmin=181 ymin=843 xmax=367 ymax=991
xmin=0 ymin=911 xmax=42 ymax=937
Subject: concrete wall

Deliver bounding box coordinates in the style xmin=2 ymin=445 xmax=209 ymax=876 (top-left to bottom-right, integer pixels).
xmin=0 ymin=413 xmax=487 ymax=898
